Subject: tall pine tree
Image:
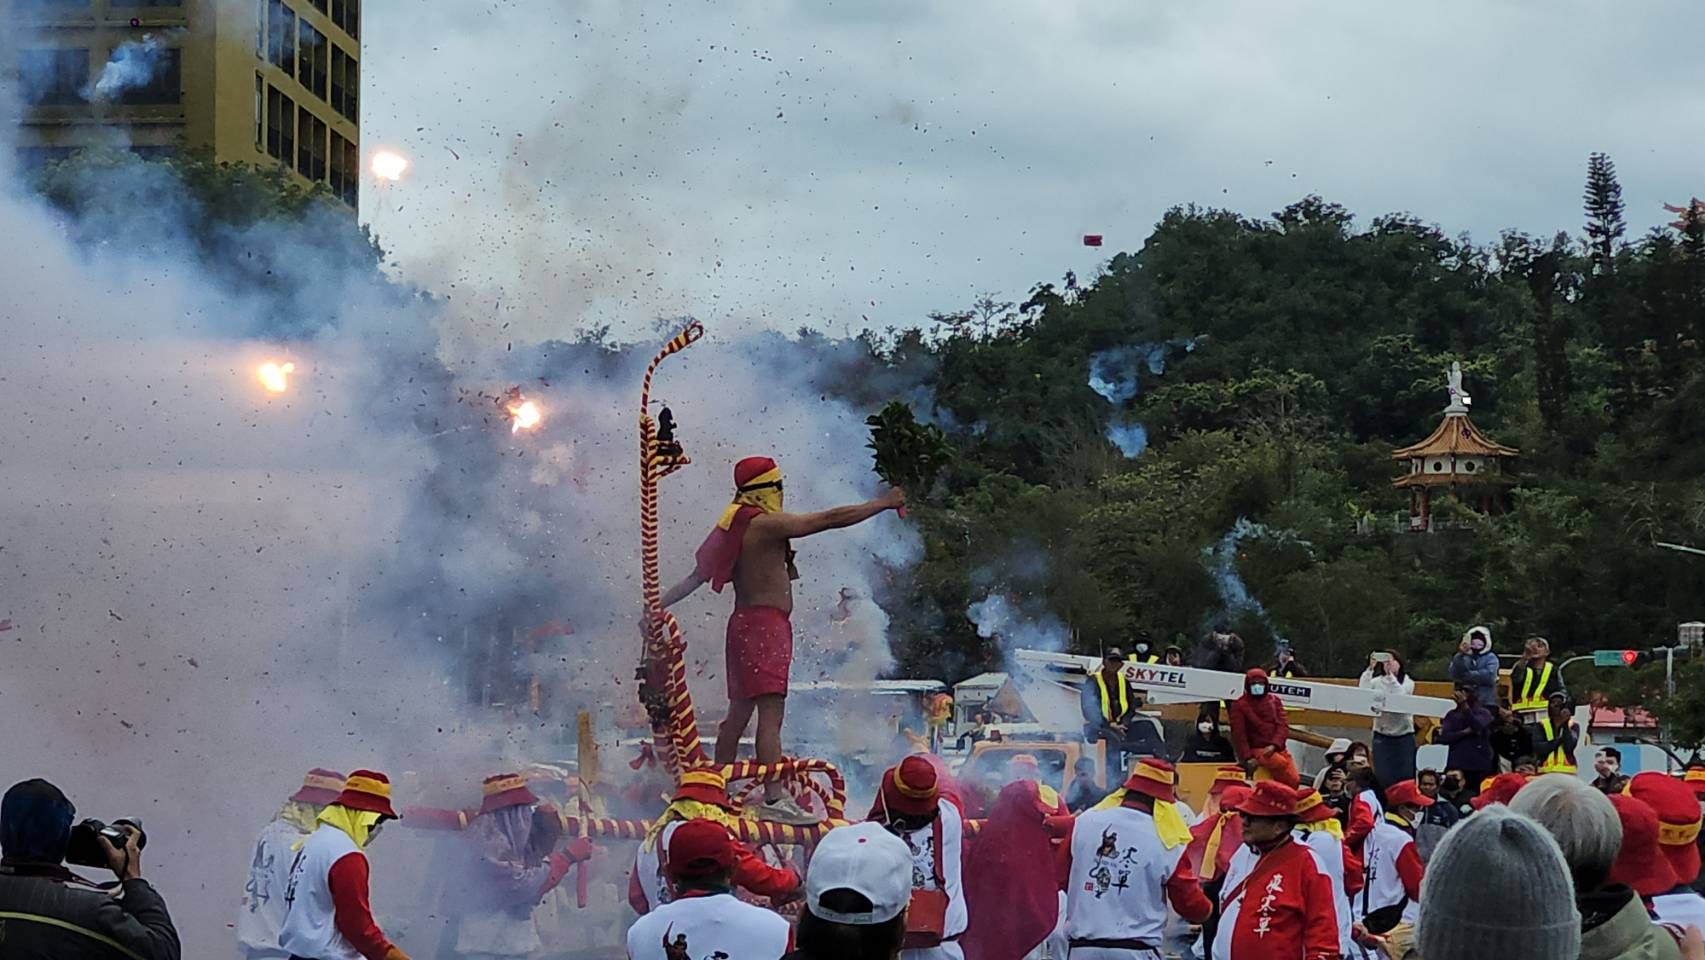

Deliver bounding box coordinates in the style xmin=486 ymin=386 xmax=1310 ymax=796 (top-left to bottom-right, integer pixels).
xmin=1584 ymin=152 xmax=1626 ymax=275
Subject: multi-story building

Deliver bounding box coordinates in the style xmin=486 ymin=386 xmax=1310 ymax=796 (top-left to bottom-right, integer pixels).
xmin=5 ymin=0 xmax=360 ymax=209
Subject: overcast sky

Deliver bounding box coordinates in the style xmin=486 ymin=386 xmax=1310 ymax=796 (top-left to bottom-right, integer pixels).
xmin=359 ymin=0 xmax=1705 ymax=342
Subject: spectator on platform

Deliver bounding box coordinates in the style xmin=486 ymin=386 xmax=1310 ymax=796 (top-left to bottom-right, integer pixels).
xmin=1448 ymin=625 xmax=1500 ymax=709
xmin=1360 ymin=649 xmax=1418 ymax=785
xmin=1434 ymin=683 xmax=1495 ymax=797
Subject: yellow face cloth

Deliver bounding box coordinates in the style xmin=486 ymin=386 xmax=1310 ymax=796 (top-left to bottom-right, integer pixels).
xmin=278 ymin=801 xmax=322 ymax=834
xmin=715 ymin=468 xmax=783 ymax=529
xmin=318 ymin=805 xmax=383 ymax=848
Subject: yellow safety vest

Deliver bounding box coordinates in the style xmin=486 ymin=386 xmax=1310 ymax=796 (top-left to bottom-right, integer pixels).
xmin=1513 ymin=662 xmax=1555 ymax=711
xmin=1127 ymin=652 xmax=1160 ymax=665
xmin=1538 ymin=716 xmax=1577 ymax=774
xmin=1095 ymin=671 xmax=1130 ymax=723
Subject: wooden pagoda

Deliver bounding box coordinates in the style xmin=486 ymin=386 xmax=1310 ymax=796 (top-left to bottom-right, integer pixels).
xmin=1392 ymin=363 xmax=1519 ymax=531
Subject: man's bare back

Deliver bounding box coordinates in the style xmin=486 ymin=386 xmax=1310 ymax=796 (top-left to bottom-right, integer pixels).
xmin=732 ymin=517 xmax=797 ymax=613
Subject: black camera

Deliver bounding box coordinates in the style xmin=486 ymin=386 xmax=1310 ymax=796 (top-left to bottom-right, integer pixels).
xmin=65 ymin=818 xmax=146 ymax=869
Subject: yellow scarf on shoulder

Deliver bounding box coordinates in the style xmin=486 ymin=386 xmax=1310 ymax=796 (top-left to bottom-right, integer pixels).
xmin=716 ymin=468 xmax=783 ymax=529
xmin=641 ymin=799 xmax=746 ymax=853
xmin=1091 ymin=790 xmax=1192 ymax=849
xmin=1297 ymin=818 xmax=1345 ymax=841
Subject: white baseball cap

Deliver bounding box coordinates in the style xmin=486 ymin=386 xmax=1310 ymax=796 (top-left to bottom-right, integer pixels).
xmin=806 ymin=822 xmax=914 ymax=924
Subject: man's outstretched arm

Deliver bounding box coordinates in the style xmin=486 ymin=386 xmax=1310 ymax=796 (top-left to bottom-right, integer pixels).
xmin=754 ymin=488 xmax=904 ymax=540
xmin=659 ymin=571 xmax=708 ymax=609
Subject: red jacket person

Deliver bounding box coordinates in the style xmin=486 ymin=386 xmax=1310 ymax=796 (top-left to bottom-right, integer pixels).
xmin=659 ymin=455 xmax=903 ymax=824
xmin=278 ymin=770 xmax=408 ymax=960
xmin=1227 ymin=668 xmax=1300 ymax=788
xmin=1216 ymin=781 xmax=1340 ymax=960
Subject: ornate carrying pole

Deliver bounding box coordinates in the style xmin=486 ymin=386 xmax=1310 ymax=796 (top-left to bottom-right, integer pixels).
xmin=633 ymin=322 xmax=850 ymax=832
xmin=637 ymin=322 xmax=710 ymax=772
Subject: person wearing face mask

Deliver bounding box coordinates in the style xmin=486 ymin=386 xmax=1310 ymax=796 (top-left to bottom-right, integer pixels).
xmin=1210 ymin=782 xmax=1339 ymax=960
xmin=1449 ymin=625 xmax=1500 ymax=709
xmin=278 ymin=769 xmax=411 ymax=960
xmin=1227 ymin=668 xmax=1300 ymax=788
xmin=1180 ymin=710 xmax=1237 ymax=765
xmin=1127 ymin=631 xmax=1161 ymax=665
xmin=1433 ymin=683 xmax=1494 ymax=800
xmin=866 ymin=755 xmax=967 ymax=960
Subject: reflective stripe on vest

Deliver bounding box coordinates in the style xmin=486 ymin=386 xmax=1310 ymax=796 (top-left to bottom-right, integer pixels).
xmin=1514 ymin=662 xmax=1554 ymax=710
xmin=1539 ymin=716 xmax=1577 ymax=774
xmin=1095 ymin=671 xmax=1129 ymax=723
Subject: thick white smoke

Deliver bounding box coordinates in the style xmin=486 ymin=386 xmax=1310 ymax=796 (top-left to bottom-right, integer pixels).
xmin=1 ymin=75 xmax=920 ymax=960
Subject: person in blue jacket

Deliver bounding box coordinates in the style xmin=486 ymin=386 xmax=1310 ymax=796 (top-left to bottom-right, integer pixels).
xmin=1448 ymin=625 xmax=1500 ymax=708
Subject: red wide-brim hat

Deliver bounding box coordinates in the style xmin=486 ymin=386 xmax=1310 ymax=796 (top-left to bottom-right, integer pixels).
xmin=1628 ymin=772 xmax=1703 ymax=884
xmin=1606 ymin=794 xmax=1680 ymax=898
xmin=1470 ymin=773 xmax=1529 ymax=810
xmin=290 ymin=769 xmax=345 ymax=806
xmin=1233 ymin=781 xmax=1298 ymax=818
xmin=333 ymin=769 xmax=399 ymax=819
xmin=1122 ymin=759 xmax=1178 ymax=804
xmin=478 ymin=773 xmax=540 ymax=815
xmin=1293 ymin=788 xmax=1336 ymax=824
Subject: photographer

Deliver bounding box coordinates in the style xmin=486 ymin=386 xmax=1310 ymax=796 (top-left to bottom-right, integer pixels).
xmin=0 ymin=778 xmax=180 ymax=960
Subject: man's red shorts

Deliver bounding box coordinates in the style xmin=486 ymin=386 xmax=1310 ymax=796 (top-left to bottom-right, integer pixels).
xmin=726 ymin=605 xmax=793 ymax=703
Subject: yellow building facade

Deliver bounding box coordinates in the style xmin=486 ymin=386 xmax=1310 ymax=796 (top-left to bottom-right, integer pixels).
xmin=6 ymin=0 xmax=360 ymax=210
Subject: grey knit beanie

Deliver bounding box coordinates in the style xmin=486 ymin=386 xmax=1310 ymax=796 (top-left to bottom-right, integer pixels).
xmin=1416 ymin=805 xmax=1581 ymax=960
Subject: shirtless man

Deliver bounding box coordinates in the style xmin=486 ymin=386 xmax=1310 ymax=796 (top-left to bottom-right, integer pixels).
xmin=658 ymin=456 xmax=904 ymax=824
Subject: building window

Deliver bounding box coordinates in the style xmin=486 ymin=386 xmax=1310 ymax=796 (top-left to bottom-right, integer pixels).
xmin=255 ymin=73 xmax=264 ymax=147
xmin=18 ymin=48 xmax=90 ymax=105
xmin=309 ymin=0 xmax=327 ymax=12
xmin=266 ymin=84 xmax=295 ymax=162
xmin=114 ymin=47 xmax=181 ymax=105
xmin=255 ymin=0 xmax=265 ymax=56
xmin=297 ymin=112 xmax=326 ymax=181
xmin=329 ymin=130 xmax=357 ymax=207
xmin=15 ymin=0 xmax=93 ymax=8
xmin=267 ymin=0 xmax=295 ymax=75
xmin=330 ymin=0 xmax=358 ymax=40
xmin=329 ymin=46 xmax=357 ymax=121
xmin=16 ymin=146 xmax=80 ymax=171
xmin=298 ymin=20 xmax=328 ymax=100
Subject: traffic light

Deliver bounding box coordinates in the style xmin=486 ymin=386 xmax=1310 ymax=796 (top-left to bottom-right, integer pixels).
xmin=1593 ymin=649 xmax=1652 ymax=667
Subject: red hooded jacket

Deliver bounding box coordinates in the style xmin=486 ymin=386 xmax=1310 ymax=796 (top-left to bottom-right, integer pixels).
xmin=1228 ymin=668 xmax=1289 ymax=761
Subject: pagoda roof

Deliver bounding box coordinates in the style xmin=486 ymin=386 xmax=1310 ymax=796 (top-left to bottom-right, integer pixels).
xmin=1392 ymin=412 xmax=1520 ymax=460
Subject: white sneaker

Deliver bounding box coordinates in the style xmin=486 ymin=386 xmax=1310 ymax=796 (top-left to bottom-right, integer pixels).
xmin=754 ymin=795 xmax=820 ymax=826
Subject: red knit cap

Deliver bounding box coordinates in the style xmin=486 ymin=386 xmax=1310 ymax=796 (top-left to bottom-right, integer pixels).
xmin=1121 ymin=758 xmax=1178 ymax=803
xmin=332 ymin=769 xmax=398 ymax=818
xmin=734 ymin=457 xmax=778 ymax=489
xmin=879 ymin=755 xmax=940 ymax=818
xmin=1606 ymin=793 xmax=1679 ymax=897
xmin=1627 ymin=771 xmax=1703 ymax=884
xmin=477 ymin=772 xmax=540 ymax=815
xmin=289 ymin=769 xmax=345 ymax=806
xmin=1233 ymin=781 xmax=1298 ymax=818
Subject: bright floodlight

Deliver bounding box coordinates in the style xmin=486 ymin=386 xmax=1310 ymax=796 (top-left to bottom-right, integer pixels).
xmin=370 ymin=150 xmax=409 ymax=182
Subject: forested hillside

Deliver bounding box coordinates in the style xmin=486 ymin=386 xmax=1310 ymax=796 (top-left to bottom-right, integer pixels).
xmin=846 ymin=156 xmax=1705 ymax=734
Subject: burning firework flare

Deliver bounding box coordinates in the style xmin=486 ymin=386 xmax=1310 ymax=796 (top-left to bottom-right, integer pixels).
xmin=508 ymin=399 xmax=543 ymax=434
xmin=257 ymin=360 xmax=295 ymax=394
xmin=370 ymin=150 xmax=410 ymax=183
